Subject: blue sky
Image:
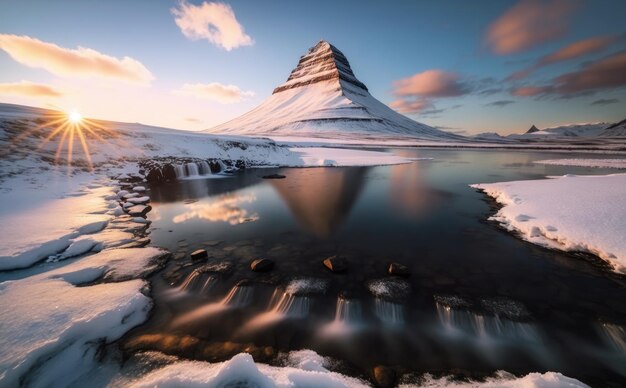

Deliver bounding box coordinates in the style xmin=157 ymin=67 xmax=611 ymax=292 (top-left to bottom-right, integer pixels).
xmin=0 ymin=0 xmax=625 ymax=134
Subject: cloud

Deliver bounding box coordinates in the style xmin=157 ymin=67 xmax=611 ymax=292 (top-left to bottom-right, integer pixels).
xmin=389 ymin=99 xmax=433 ymax=114
xmin=392 ymin=70 xmax=469 ymax=98
xmin=510 ymin=51 xmax=626 ymax=98
xmin=0 ymin=34 xmax=153 ymax=84
xmin=590 ymin=98 xmax=619 ymax=106
xmin=508 ymin=34 xmax=622 ymax=80
xmin=174 ymin=82 xmax=254 ymax=103
xmin=0 ymin=80 xmax=63 ymax=98
xmin=477 ymin=88 xmax=502 ymax=96
xmin=485 ymin=100 xmax=516 ymax=107
xmin=485 ymin=0 xmax=579 ymax=55
xmin=171 ymin=1 xmax=253 ymax=51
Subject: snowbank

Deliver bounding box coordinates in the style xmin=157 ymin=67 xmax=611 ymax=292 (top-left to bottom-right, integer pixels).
xmin=405 ymin=370 xmax=589 ymax=387
xmin=472 ymin=174 xmax=626 ymax=273
xmin=0 ymin=247 xmax=168 ymax=387
xmin=534 ymin=159 xmax=626 ymax=169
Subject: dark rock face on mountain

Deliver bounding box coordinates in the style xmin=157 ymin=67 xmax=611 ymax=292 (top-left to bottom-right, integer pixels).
xmin=602 ymin=118 xmax=626 ymax=137
xmin=526 ymin=125 xmax=540 ymax=134
xmin=272 ymin=41 xmax=368 ymax=94
xmin=205 ymin=40 xmax=463 ymax=141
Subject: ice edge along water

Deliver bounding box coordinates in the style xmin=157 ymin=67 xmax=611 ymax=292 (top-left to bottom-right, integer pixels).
xmin=472 ymin=173 xmax=626 ymax=274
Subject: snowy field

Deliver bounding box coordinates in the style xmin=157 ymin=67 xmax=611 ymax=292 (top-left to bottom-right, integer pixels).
xmin=472 ymin=173 xmax=626 ymax=273
xmin=534 ymin=158 xmax=626 ymax=169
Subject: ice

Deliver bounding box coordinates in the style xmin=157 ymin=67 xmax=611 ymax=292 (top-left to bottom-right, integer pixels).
xmin=0 ymin=247 xmax=168 ymax=387
xmin=534 ymin=159 xmax=626 ymax=169
xmin=472 ymin=173 xmax=626 ymax=273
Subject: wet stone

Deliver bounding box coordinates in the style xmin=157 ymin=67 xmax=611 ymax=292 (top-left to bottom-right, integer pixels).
xmin=190 ymin=249 xmax=208 ymax=261
xmin=250 ymin=258 xmax=275 ymax=272
xmin=323 ymin=256 xmax=348 ymax=273
xmin=372 ymin=365 xmax=396 ymax=388
xmin=388 ymin=262 xmax=410 ymax=276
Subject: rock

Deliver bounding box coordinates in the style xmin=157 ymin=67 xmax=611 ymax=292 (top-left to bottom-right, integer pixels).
xmin=127 ymin=205 xmax=151 ymax=216
xmin=262 ymin=174 xmax=286 ymax=179
xmin=162 ymin=164 xmax=177 ymax=181
xmin=127 ymin=196 xmax=150 ymax=204
xmin=146 ymin=168 xmax=163 ymax=183
xmin=372 ymin=365 xmax=396 ymax=388
xmin=323 ymin=256 xmax=348 ymax=273
xmin=387 ymin=262 xmax=410 ymax=276
xmin=191 ymin=249 xmax=208 ymax=260
xmin=250 ymin=258 xmax=274 ymax=272
xmin=133 ymin=186 xmax=146 ymax=192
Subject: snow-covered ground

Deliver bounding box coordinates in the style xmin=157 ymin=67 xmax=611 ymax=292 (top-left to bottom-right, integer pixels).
xmin=472 ymin=173 xmax=626 ymax=273
xmin=534 ymin=159 xmax=626 ymax=169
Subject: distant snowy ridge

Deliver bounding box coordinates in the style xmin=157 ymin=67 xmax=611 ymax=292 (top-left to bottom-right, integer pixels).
xmin=205 ymin=41 xmax=463 ymax=141
xmin=472 ymin=173 xmax=626 ymax=273
xmin=534 ymin=159 xmax=626 ymax=169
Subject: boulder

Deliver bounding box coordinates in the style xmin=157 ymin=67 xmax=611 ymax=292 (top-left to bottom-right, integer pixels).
xmin=323 ymin=256 xmax=348 ymax=273
xmin=162 ymin=164 xmax=177 ymax=181
xmin=127 ymin=205 xmax=151 ymax=216
xmin=250 ymin=258 xmax=274 ymax=272
xmin=146 ymin=168 xmax=163 ymax=183
xmin=372 ymin=365 xmax=396 ymax=388
xmin=262 ymin=174 xmax=286 ymax=179
xmin=387 ymin=262 xmax=410 ymax=276
xmin=190 ymin=249 xmax=208 ymax=261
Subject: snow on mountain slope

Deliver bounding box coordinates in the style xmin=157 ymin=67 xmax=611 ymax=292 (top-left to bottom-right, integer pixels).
xmin=601 ymin=118 xmax=626 ymax=137
xmin=205 ymin=40 xmax=461 ymax=141
xmin=510 ymin=122 xmax=610 ymax=139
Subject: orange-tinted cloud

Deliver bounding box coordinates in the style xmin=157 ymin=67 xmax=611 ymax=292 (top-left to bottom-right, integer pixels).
xmin=392 ymin=70 xmax=468 ymax=98
xmin=0 ymin=34 xmax=153 ymax=84
xmin=486 ymin=0 xmax=579 ymax=55
xmin=511 ymin=51 xmax=626 ymax=97
xmin=508 ymin=34 xmax=622 ymax=80
xmin=171 ymin=1 xmax=253 ymax=51
xmin=0 ymin=80 xmax=63 ymax=98
xmin=389 ymin=99 xmax=433 ymax=114
xmin=174 ymin=82 xmax=254 ymax=103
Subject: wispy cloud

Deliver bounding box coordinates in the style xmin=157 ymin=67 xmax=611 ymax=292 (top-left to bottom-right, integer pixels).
xmin=510 ymin=51 xmax=626 ymax=97
xmin=508 ymin=34 xmax=622 ymax=80
xmin=0 ymin=34 xmax=153 ymax=84
xmin=485 ymin=99 xmax=516 ymax=107
xmin=590 ymin=98 xmax=619 ymax=106
xmin=393 ymin=70 xmax=468 ymax=98
xmin=174 ymin=82 xmax=254 ymax=103
xmin=0 ymin=80 xmax=63 ymax=98
xmin=171 ymin=1 xmax=253 ymax=51
xmin=389 ymin=99 xmax=433 ymax=114
xmin=485 ymin=0 xmax=579 ymax=55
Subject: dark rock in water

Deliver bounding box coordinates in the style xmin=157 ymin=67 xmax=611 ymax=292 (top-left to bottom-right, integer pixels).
xmin=146 ymin=168 xmax=163 ymax=183
xmin=209 ymin=161 xmax=221 ymax=173
xmin=190 ymin=249 xmax=208 ymax=261
xmin=127 ymin=205 xmax=151 ymax=217
xmin=372 ymin=365 xmax=396 ymax=388
xmin=388 ymin=262 xmax=410 ymax=276
xmin=323 ymin=255 xmax=348 ymax=273
xmin=162 ymin=164 xmax=177 ymax=181
xmin=250 ymin=258 xmax=274 ymax=272
xmin=262 ymin=174 xmax=286 ymax=179
xmin=235 ymin=160 xmax=247 ymax=169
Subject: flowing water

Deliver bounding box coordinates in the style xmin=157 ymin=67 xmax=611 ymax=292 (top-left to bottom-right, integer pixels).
xmin=128 ymin=148 xmax=626 ymax=385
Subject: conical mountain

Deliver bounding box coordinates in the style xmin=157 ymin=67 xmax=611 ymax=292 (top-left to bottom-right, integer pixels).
xmin=205 ymin=41 xmax=461 ymax=140
xmin=526 ymin=125 xmax=540 ymax=134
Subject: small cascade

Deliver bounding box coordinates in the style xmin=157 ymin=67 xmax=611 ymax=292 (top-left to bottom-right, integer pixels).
xmin=174 ymin=165 xmax=186 ymax=179
xmin=375 ymin=298 xmax=404 ymax=325
xmin=186 ymin=162 xmax=200 ymax=177
xmin=244 ymin=287 xmax=314 ymax=330
xmin=320 ymin=296 xmax=364 ymax=336
xmin=217 ymin=160 xmax=228 ymax=172
xmin=599 ymin=323 xmax=626 ymax=353
xmin=198 ymin=161 xmax=212 ymax=175
xmin=435 ymin=301 xmax=540 ymax=343
xmin=172 ymin=284 xmax=254 ymax=326
xmin=178 ymin=270 xmax=217 ymax=294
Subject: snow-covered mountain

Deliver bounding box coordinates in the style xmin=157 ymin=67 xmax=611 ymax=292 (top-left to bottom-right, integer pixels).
xmin=601 ymin=118 xmax=626 ymax=137
xmin=205 ymin=41 xmax=461 ymax=141
xmin=511 ymin=122 xmax=611 ymax=139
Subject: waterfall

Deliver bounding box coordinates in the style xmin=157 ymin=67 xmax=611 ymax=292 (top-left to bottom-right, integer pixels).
xmin=172 ymin=284 xmax=254 ymax=327
xmin=186 ymin=162 xmax=199 ymax=177
xmin=178 ymin=270 xmax=217 ymax=294
xmin=599 ymin=323 xmax=626 ymax=353
xmin=174 ymin=165 xmax=186 ymax=179
xmin=320 ymin=296 xmax=364 ymax=336
xmin=217 ymin=160 xmax=227 ymax=172
xmin=243 ymin=288 xmax=312 ymax=331
xmin=221 ymin=285 xmax=254 ymax=308
xmin=375 ymin=298 xmax=404 ymax=325
xmin=199 ymin=161 xmax=211 ymax=175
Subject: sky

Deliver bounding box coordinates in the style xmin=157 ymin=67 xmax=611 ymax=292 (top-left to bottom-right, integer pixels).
xmin=0 ymin=0 xmax=625 ymax=135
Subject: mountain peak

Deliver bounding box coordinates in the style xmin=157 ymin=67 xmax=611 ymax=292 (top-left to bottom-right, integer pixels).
xmin=526 ymin=125 xmax=540 ymax=134
xmin=272 ymin=40 xmax=368 ymax=94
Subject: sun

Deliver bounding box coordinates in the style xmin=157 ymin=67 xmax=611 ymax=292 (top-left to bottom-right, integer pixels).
xmin=68 ymin=110 xmax=82 ymax=123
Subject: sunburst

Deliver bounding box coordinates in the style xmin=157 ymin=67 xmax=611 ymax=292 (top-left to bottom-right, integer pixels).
xmin=13 ymin=109 xmax=119 ymax=171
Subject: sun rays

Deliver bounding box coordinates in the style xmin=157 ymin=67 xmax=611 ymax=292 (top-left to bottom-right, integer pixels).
xmin=12 ymin=109 xmax=120 ymax=171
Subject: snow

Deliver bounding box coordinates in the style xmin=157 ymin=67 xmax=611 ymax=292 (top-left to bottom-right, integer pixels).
xmin=288 ymin=147 xmax=410 ymax=167
xmin=406 ymin=370 xmax=589 ymax=387
xmin=534 ymin=159 xmax=626 ymax=169
xmin=0 ymin=247 xmax=168 ymax=387
xmin=471 ymin=173 xmax=626 ymax=273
